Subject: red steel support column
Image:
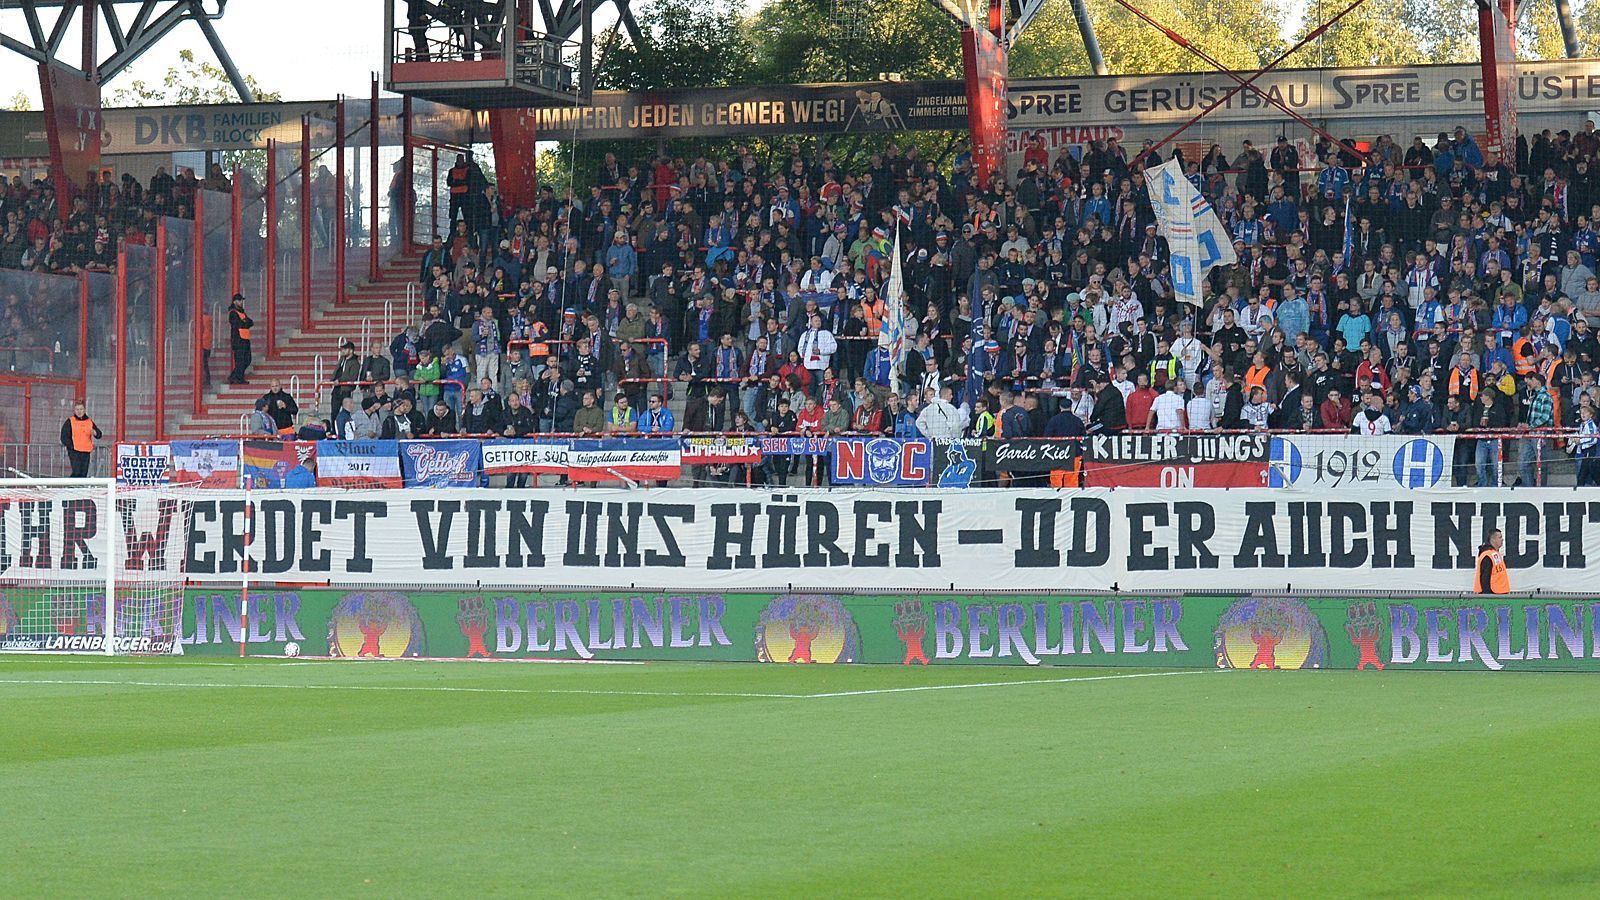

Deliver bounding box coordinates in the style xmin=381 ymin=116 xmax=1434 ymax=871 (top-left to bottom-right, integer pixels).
xmin=153 ymin=221 xmax=168 ymax=438
xmin=431 ymin=146 xmax=439 ymax=241
xmin=193 ymin=190 xmax=206 ymax=418
xmin=21 ymin=384 xmax=31 ymax=470
xmin=370 ymin=74 xmax=381 ymax=281
xmin=335 ymin=97 xmax=347 ymax=305
xmin=114 ymin=246 xmax=127 ymax=440
xmin=300 ymin=115 xmax=312 ymax=332
xmin=231 ymin=165 xmax=243 ymax=297
xmin=265 ymin=141 xmax=278 ymax=359
xmin=77 ymin=273 xmax=88 ymax=399
xmin=1477 ymin=0 xmax=1518 ymax=167
xmin=402 ymin=96 xmax=414 ymax=247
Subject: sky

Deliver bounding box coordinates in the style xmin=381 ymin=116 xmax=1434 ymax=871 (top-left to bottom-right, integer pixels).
xmin=2 ymin=1 xmax=388 ymax=108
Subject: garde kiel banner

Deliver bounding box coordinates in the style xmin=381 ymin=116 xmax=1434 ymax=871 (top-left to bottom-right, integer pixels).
xmin=174 ymin=588 xmax=1600 ymax=672
xmin=13 ymin=488 xmax=1600 ymax=594
xmin=985 ymin=439 xmax=1081 ymax=474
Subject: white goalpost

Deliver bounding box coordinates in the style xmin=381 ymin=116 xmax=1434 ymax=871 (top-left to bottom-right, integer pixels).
xmin=0 ymin=478 xmax=192 ymax=656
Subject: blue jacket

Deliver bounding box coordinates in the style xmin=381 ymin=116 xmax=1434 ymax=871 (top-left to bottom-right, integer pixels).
xmin=1399 ymin=398 xmax=1437 ymax=434
xmin=639 ymin=405 xmax=675 ymax=434
xmin=605 ymin=242 xmax=637 ymax=278
xmin=865 ymin=347 xmax=895 ymax=388
xmin=442 ymin=357 xmax=471 ymax=397
xmin=1275 ymin=297 xmax=1310 ymax=342
xmin=893 ymin=410 xmax=922 ymax=440
xmin=1491 ymin=304 xmax=1528 ymax=333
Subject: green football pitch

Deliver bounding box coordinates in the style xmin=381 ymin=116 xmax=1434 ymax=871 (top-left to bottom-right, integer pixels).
xmin=4 ymin=657 xmax=1600 ymax=897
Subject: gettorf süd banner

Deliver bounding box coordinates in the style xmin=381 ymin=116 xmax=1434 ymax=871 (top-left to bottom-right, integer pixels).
xmin=8 ymin=487 xmax=1600 ymax=593
xmin=165 ymin=588 xmax=1600 ymax=672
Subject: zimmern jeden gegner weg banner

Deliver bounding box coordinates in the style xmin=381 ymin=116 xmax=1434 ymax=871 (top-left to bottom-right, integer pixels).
xmin=8 ymin=487 xmax=1600 ymax=593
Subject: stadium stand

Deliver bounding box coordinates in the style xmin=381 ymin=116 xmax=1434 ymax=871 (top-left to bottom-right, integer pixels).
xmin=7 ymin=119 xmax=1600 ymax=486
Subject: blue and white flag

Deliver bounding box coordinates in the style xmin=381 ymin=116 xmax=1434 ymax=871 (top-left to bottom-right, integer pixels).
xmin=1148 ymin=157 xmax=1237 ymax=306
xmin=879 ymin=227 xmax=907 ymax=362
xmin=1341 ymin=189 xmax=1354 ymax=265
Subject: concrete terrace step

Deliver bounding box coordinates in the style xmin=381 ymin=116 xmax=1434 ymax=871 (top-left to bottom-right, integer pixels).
xmin=168 ymin=253 xmax=428 ymax=436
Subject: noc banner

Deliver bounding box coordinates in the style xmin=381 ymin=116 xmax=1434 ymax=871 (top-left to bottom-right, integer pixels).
xmin=830 ymin=438 xmax=933 ymax=485
xmin=7 ymin=487 xmax=1600 ymax=594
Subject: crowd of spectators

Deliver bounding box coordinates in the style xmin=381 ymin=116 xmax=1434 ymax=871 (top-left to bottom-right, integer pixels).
xmin=29 ymin=117 xmax=1594 ymax=487
xmin=0 ymin=164 xmax=253 ymax=276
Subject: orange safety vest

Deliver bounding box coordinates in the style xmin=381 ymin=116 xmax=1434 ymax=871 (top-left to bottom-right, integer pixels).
xmin=1244 ymin=365 xmax=1271 ymax=393
xmin=1049 ymin=458 xmax=1082 ymax=488
xmin=862 ymin=298 xmax=886 ymax=334
xmin=448 ymin=165 xmax=469 ymax=195
xmin=1474 ymin=547 xmax=1510 ymax=594
xmin=1447 ymin=366 xmax=1479 ymax=401
xmin=1541 ymin=358 xmax=1563 ymax=424
xmin=68 ymin=416 xmax=95 ymax=452
xmin=1511 ymin=338 xmax=1536 ymax=375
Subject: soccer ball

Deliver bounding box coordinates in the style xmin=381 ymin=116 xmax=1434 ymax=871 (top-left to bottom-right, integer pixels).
xmin=283 ymin=642 xmax=301 ymax=658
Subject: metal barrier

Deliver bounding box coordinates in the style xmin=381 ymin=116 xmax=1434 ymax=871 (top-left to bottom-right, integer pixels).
xmin=153 ymin=427 xmax=1598 ymax=492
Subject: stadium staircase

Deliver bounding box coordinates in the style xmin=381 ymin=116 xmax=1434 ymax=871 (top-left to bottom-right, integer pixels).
xmin=169 ymin=252 xmax=423 ymax=439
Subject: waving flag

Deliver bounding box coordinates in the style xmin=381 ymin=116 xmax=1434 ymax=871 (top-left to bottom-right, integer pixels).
xmin=1148 ymin=157 xmax=1237 ymax=306
xmin=880 ymin=227 xmax=908 ymax=363
xmin=1342 ymin=189 xmax=1354 ymax=265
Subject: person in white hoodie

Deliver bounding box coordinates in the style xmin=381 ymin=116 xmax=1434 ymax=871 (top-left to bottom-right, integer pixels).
xmin=916 ymin=385 xmax=971 ymax=440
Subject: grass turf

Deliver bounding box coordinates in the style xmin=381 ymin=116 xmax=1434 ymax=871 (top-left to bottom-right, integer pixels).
xmin=2 ymin=657 xmax=1599 ymax=897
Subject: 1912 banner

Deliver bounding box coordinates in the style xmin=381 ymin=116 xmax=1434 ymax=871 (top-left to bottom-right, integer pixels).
xmin=12 ymin=487 xmax=1600 ymax=593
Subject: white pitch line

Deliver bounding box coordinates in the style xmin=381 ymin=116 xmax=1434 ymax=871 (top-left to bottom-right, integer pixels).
xmin=804 ymin=668 xmax=1221 ymax=698
xmin=0 ymin=669 xmax=1221 ymax=700
xmin=0 ymin=678 xmax=807 ymax=699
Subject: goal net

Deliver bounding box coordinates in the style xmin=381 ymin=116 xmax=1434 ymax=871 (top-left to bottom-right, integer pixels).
xmin=0 ymin=479 xmax=192 ymax=656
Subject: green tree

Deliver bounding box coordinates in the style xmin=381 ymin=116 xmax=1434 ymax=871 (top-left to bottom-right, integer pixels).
xmin=1577 ymin=0 xmax=1600 ymax=55
xmin=599 ymin=0 xmax=756 ymax=90
xmin=749 ymin=0 xmax=963 ymax=83
xmin=1282 ymin=4 xmax=1427 ymax=67
xmin=6 ymin=91 xmax=31 ymax=111
xmin=108 ymin=48 xmax=282 ymax=106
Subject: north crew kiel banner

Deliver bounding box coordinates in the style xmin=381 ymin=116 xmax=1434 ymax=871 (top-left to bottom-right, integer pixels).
xmin=11 ymin=487 xmax=1600 ymax=593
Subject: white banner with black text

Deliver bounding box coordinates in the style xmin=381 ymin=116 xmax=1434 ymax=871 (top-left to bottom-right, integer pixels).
xmin=3 ymin=487 xmax=1595 ymax=593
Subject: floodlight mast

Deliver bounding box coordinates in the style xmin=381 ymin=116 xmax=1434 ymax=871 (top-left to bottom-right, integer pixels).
xmin=0 ymin=0 xmax=252 ymax=99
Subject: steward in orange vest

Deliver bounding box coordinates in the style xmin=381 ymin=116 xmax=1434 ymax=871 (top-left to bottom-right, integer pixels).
xmin=1511 ymin=335 xmax=1537 ymax=375
xmin=1474 ymin=530 xmax=1510 ymax=594
xmin=1446 ymin=363 xmax=1479 ymax=402
xmin=228 ymin=294 xmax=253 ymax=385
xmin=60 ymin=401 xmax=102 ymax=478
